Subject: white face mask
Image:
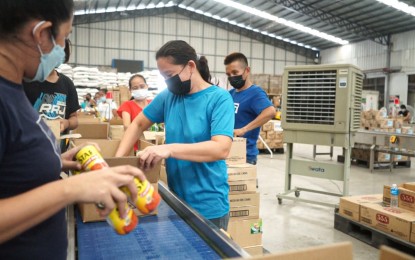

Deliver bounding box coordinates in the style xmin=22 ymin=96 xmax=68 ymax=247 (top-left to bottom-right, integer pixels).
xmin=132 ymin=89 xmax=148 ymax=100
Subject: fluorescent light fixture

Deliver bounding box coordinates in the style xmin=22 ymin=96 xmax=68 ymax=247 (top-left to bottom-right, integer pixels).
xmin=283 ymin=38 xmax=290 ymax=42
xmin=221 ymin=18 xmax=229 ymax=22
xmin=178 ymin=4 xmax=186 ymax=9
xmin=253 ymin=28 xmax=259 ymax=32
xmin=146 ymin=3 xmax=155 ymax=8
xmin=304 ymin=45 xmax=311 ymax=49
xmin=186 ymin=6 xmax=195 ymax=12
xmin=238 ymin=23 xmax=246 ymax=28
xmin=261 ymin=31 xmax=269 ymax=35
xmin=377 ymin=0 xmax=415 ymax=16
xmin=211 ymin=0 xmax=348 ymax=45
xmin=212 ymin=15 xmax=221 ymax=20
xmin=195 ymin=9 xmax=204 ymax=14
xmin=204 ymin=12 xmax=212 ymax=17
xmin=229 ymin=20 xmax=237 ymax=25
xmin=297 ymin=43 xmax=304 ymax=47
xmin=311 ymin=47 xmax=318 ymax=51
xmin=156 ymin=2 xmax=165 ymax=8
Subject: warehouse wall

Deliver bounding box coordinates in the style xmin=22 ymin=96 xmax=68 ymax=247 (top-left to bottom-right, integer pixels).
xmin=321 ymin=30 xmax=415 ymax=106
xmin=70 ymin=12 xmax=313 ymax=77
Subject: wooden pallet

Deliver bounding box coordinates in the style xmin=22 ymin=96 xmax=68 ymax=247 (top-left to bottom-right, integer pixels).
xmin=334 ymin=213 xmax=415 ymax=256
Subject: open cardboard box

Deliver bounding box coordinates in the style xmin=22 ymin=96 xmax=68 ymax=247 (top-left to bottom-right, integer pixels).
xmin=71 ymin=123 xmax=109 ymax=139
xmin=77 ymin=156 xmax=160 ymax=223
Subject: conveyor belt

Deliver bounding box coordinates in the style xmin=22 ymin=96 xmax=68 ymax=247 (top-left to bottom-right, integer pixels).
xmin=76 ymin=182 xmax=248 ymax=259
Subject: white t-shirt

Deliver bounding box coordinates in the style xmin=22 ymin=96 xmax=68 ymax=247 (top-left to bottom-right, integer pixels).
xmin=97 ymin=101 xmax=118 ymax=120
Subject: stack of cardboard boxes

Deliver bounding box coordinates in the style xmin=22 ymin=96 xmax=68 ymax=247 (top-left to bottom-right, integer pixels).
xmin=257 ymin=120 xmax=283 ymax=151
xmin=339 ymin=182 xmax=415 ymax=243
xmin=226 ymin=137 xmax=263 ymax=256
xmin=70 ymin=119 xmax=160 ymax=222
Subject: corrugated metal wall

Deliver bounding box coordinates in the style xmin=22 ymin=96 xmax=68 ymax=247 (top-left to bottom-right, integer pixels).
xmin=71 ymin=12 xmax=312 ymax=75
xmin=320 ymin=30 xmax=415 ymax=105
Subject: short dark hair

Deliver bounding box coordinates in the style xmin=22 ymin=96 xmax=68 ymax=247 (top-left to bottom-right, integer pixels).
xmin=224 ymin=52 xmax=249 ymax=67
xmin=99 ymin=88 xmax=108 ymax=94
xmin=400 ymin=104 xmax=407 ymax=109
xmin=128 ymin=74 xmax=147 ymax=89
xmin=156 ymin=40 xmax=212 ymax=84
xmin=64 ymin=38 xmax=71 ymax=63
xmin=0 ymin=0 xmax=74 ymax=40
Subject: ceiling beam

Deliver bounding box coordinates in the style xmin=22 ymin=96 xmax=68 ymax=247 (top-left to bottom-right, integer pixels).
xmin=73 ymin=6 xmax=319 ymax=58
xmin=272 ymin=0 xmax=389 ymax=45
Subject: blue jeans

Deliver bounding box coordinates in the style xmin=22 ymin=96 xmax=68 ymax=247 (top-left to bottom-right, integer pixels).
xmin=246 ymin=158 xmax=257 ymax=165
xmin=209 ymin=213 xmax=229 ymax=231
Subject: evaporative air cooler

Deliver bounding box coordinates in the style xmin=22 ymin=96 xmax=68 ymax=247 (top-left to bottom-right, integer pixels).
xmin=277 ymin=64 xmax=363 ymax=207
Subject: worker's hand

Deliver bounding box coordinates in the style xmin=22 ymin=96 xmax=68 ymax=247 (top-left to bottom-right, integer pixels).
xmin=61 ymin=142 xmax=101 ymax=171
xmin=137 ymin=145 xmax=171 ymax=171
xmin=233 ymin=127 xmax=247 ymax=137
xmin=64 ymin=165 xmax=146 ymax=218
xmin=60 ymin=119 xmax=70 ymax=132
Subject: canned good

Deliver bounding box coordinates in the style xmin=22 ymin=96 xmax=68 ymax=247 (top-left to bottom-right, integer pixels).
xmin=75 ymin=145 xmax=108 ymax=171
xmin=122 ymin=178 xmax=161 ymax=214
xmin=106 ymin=204 xmax=138 ymax=235
xmin=75 ymin=145 xmax=138 ymax=235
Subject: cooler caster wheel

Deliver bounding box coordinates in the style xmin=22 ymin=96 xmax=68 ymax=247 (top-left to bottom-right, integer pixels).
xmin=295 ymin=191 xmax=300 ymax=197
xmin=278 ymin=198 xmax=282 ymax=204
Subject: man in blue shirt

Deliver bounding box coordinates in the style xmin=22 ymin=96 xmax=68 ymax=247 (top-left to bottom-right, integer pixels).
xmin=224 ymin=53 xmax=276 ymax=165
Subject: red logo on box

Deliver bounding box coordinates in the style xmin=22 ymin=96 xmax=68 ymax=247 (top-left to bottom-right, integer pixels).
xmin=400 ymin=194 xmax=414 ymax=204
xmin=376 ymin=213 xmax=389 ymax=224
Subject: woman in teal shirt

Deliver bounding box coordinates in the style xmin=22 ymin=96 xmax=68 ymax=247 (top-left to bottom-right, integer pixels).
xmin=116 ymin=40 xmax=235 ymax=230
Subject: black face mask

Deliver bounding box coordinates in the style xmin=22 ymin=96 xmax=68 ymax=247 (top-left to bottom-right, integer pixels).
xmin=228 ymin=75 xmax=245 ymax=89
xmin=165 ymin=66 xmax=191 ymax=95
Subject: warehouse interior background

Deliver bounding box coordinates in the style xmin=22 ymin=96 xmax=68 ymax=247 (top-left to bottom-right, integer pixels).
xmin=68 ymin=0 xmax=415 ymax=259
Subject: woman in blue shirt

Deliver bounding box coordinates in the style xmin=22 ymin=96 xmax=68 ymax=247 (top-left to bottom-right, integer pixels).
xmin=116 ymin=40 xmax=235 ymax=230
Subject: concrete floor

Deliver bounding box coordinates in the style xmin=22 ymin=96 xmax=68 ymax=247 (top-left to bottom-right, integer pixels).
xmin=257 ymin=143 xmax=415 ymax=260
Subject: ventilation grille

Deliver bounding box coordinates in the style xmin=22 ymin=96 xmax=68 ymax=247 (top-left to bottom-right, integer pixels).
xmin=351 ymin=72 xmax=363 ymax=131
xmin=286 ymin=70 xmax=337 ymax=125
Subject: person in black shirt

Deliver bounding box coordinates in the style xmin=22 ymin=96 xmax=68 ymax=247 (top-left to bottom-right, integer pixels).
xmin=0 ymin=1 xmax=147 ymax=259
xmin=398 ymin=104 xmax=411 ymax=123
xmin=23 ymin=39 xmax=79 ymax=152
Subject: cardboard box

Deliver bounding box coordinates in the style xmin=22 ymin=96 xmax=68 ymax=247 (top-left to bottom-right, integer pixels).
xmin=77 ymin=183 xmax=159 ymax=223
xmin=229 ymin=192 xmax=260 ymax=207
xmin=230 ymin=205 xmax=259 ymax=219
xmin=105 ymin=157 xmax=160 ymax=183
xmin=139 ymin=138 xmax=156 ymax=150
xmin=411 ymin=222 xmax=415 ymax=243
xmin=109 ymin=125 xmax=124 ymax=140
xmin=243 ymin=245 xmax=263 ymax=256
xmin=235 ymin=242 xmax=352 ymax=260
xmin=72 ymin=123 xmax=109 ymax=139
xmin=228 ymin=164 xmax=257 ymax=181
xmin=397 ymin=183 xmax=415 ymax=212
xmin=43 ymin=119 xmax=61 ymax=139
xmin=339 ymin=194 xmax=383 ymax=222
xmin=266 ymin=131 xmax=276 ymax=139
xmin=226 ymin=137 xmax=246 ymax=165
xmin=384 ymin=184 xmax=415 ymax=212
xmin=160 ymin=165 xmax=168 ymax=185
xmin=72 ymin=139 xmax=121 ymax=158
xmin=261 ymin=121 xmax=273 ymax=132
xmin=379 ymin=245 xmax=415 ymax=260
xmin=227 ymin=218 xmax=262 ymax=247
xmin=229 ymin=179 xmax=256 ymax=194
xmin=360 ymin=202 xmax=415 ymax=241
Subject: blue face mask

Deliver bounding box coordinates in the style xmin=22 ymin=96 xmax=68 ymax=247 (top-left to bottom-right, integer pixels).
xmin=100 ymin=97 xmax=107 ymax=103
xmin=24 ymin=21 xmax=65 ymax=82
